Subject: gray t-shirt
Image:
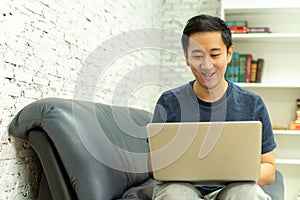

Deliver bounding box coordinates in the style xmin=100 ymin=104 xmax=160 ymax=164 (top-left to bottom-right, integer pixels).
xmin=152 ymin=80 xmax=276 ymax=195
xmin=152 ymin=80 xmax=276 ymax=154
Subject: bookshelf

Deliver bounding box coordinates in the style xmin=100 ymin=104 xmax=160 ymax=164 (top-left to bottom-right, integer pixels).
xmin=232 ymin=33 xmax=300 ymax=42
xmin=236 ymin=83 xmax=300 ymax=89
xmin=222 ymin=0 xmax=300 ymax=199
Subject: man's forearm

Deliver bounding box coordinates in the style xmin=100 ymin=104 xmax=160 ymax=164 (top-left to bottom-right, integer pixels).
xmin=258 ymin=162 xmax=276 ymax=186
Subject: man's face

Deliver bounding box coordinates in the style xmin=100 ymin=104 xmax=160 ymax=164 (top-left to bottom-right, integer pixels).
xmin=185 ymin=31 xmax=233 ymax=90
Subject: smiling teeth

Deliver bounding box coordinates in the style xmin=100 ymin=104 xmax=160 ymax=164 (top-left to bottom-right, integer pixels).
xmin=203 ymin=73 xmax=214 ymax=77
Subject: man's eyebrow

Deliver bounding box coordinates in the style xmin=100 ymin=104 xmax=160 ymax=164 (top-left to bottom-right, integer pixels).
xmin=210 ymin=48 xmax=221 ymax=52
xmin=191 ymin=49 xmax=204 ymax=53
xmin=191 ymin=48 xmax=221 ymax=53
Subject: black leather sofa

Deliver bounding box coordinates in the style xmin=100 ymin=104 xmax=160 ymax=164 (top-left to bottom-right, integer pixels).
xmin=8 ymin=98 xmax=284 ymax=199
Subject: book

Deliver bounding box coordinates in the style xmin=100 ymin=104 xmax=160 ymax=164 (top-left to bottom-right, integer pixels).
xmin=297 ymin=98 xmax=300 ymax=121
xmin=238 ymin=54 xmax=247 ymax=82
xmin=229 ymin=26 xmax=247 ymax=34
xmin=295 ymin=98 xmax=300 ymax=123
xmin=232 ymin=52 xmax=240 ymax=82
xmin=245 ymin=54 xmax=253 ymax=83
xmin=256 ymin=58 xmax=264 ymax=83
xmin=290 ymin=121 xmax=300 ymax=130
xmin=226 ymin=20 xmax=248 ymax=34
xmin=228 ymin=52 xmax=264 ymax=83
xmin=226 ymin=20 xmax=248 ymax=27
xmin=250 ymin=60 xmax=258 ymax=82
xmin=225 ymin=55 xmax=235 ymax=82
xmin=247 ymin=27 xmax=271 ymax=33
xmin=226 ymin=52 xmax=239 ymax=82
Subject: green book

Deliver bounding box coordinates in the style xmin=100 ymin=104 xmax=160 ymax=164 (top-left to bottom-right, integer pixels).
xmin=226 ymin=20 xmax=248 ymax=26
xmin=232 ymin=52 xmax=239 ymax=82
xmin=238 ymin=54 xmax=247 ymax=82
xmin=225 ymin=54 xmax=235 ymax=82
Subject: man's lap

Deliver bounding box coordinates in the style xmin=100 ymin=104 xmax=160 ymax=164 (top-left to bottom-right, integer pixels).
xmin=152 ymin=182 xmax=271 ymax=200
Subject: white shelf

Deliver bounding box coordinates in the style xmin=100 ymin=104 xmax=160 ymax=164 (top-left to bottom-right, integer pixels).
xmin=233 ymin=33 xmax=300 ymax=38
xmin=235 ymin=83 xmax=300 ymax=88
xmin=274 ymin=130 xmax=300 ymax=135
xmin=276 ymin=158 xmax=300 ymax=165
xmin=232 ymin=33 xmax=300 ymax=42
xmin=222 ymin=0 xmax=300 ymax=10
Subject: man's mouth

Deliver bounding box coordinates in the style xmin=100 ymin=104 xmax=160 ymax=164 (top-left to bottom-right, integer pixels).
xmin=201 ymin=72 xmax=215 ymax=78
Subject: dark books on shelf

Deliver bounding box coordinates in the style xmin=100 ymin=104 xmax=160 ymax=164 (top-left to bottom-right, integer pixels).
xmin=238 ymin=54 xmax=246 ymax=82
xmin=226 ymin=20 xmax=271 ymax=34
xmin=226 ymin=20 xmax=248 ymax=34
xmin=256 ymin=58 xmax=264 ymax=83
xmin=225 ymin=52 xmax=264 ymax=84
xmin=225 ymin=52 xmax=239 ymax=82
xmin=245 ymin=54 xmax=252 ymax=83
xmin=232 ymin=52 xmax=239 ymax=82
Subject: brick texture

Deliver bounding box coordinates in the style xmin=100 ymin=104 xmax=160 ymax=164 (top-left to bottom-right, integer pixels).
xmin=0 ymin=0 xmax=220 ymax=199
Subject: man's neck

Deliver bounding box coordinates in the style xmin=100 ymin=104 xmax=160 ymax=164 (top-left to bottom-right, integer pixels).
xmin=193 ymin=80 xmax=228 ymax=103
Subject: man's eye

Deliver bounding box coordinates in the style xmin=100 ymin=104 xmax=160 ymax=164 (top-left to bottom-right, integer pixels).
xmin=211 ymin=54 xmax=220 ymax=58
xmin=193 ymin=55 xmax=204 ymax=59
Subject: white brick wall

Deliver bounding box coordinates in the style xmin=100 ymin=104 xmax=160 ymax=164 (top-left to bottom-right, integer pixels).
xmin=0 ymin=0 xmax=220 ymax=199
xmin=161 ymin=0 xmax=221 ymax=83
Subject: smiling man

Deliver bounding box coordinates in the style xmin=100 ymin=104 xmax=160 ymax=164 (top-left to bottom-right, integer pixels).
xmin=186 ymin=31 xmax=231 ymax=102
xmin=150 ymin=14 xmax=276 ymax=200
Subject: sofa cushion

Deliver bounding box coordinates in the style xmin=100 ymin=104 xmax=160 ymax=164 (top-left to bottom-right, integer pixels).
xmin=261 ymin=170 xmax=284 ymax=200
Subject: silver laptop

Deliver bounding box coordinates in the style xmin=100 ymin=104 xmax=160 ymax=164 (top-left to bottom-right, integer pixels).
xmin=147 ymin=121 xmax=262 ymax=185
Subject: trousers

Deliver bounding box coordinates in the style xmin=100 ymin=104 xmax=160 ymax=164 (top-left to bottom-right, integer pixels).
xmin=152 ymin=182 xmax=271 ymax=200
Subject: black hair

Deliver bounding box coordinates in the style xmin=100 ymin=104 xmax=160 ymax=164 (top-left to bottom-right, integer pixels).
xmin=181 ymin=14 xmax=232 ymax=53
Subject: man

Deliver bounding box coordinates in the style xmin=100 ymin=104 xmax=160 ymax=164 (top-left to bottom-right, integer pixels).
xmin=149 ymin=14 xmax=276 ymax=199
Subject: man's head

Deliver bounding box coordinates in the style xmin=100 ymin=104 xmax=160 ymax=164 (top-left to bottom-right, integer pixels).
xmin=181 ymin=14 xmax=234 ymax=95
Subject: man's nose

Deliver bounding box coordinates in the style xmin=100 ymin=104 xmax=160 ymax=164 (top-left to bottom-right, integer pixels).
xmin=200 ymin=57 xmax=214 ymax=70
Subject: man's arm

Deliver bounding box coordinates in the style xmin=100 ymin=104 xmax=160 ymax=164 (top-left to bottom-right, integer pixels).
xmin=258 ymin=150 xmax=276 ymax=186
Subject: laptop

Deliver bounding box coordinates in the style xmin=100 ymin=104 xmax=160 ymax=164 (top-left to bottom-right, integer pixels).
xmin=147 ymin=121 xmax=262 ymax=185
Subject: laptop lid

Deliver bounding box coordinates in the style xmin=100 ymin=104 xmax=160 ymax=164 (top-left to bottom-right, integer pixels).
xmin=147 ymin=121 xmax=262 ymax=185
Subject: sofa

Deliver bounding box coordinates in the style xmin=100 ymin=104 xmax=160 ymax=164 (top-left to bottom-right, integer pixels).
xmin=8 ymin=98 xmax=284 ymax=200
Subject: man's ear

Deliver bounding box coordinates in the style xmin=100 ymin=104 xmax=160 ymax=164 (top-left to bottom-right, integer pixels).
xmin=227 ymin=45 xmax=234 ymax=64
xmin=184 ymin=50 xmax=190 ymax=67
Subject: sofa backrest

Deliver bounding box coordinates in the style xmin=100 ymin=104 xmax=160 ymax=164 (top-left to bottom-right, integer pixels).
xmin=9 ymin=98 xmax=152 ymax=199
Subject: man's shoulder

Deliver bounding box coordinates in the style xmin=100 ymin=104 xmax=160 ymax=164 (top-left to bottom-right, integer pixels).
xmin=162 ymin=81 xmax=194 ymax=96
xmin=230 ymin=81 xmax=261 ymax=99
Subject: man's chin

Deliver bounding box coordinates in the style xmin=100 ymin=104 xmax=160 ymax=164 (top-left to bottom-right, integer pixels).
xmin=201 ymin=81 xmax=217 ymax=90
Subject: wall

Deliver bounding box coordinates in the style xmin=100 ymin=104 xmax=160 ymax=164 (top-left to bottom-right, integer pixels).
xmin=0 ymin=0 xmax=162 ymax=199
xmin=0 ymin=0 xmax=220 ymax=199
xmin=160 ymin=0 xmax=221 ymax=82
